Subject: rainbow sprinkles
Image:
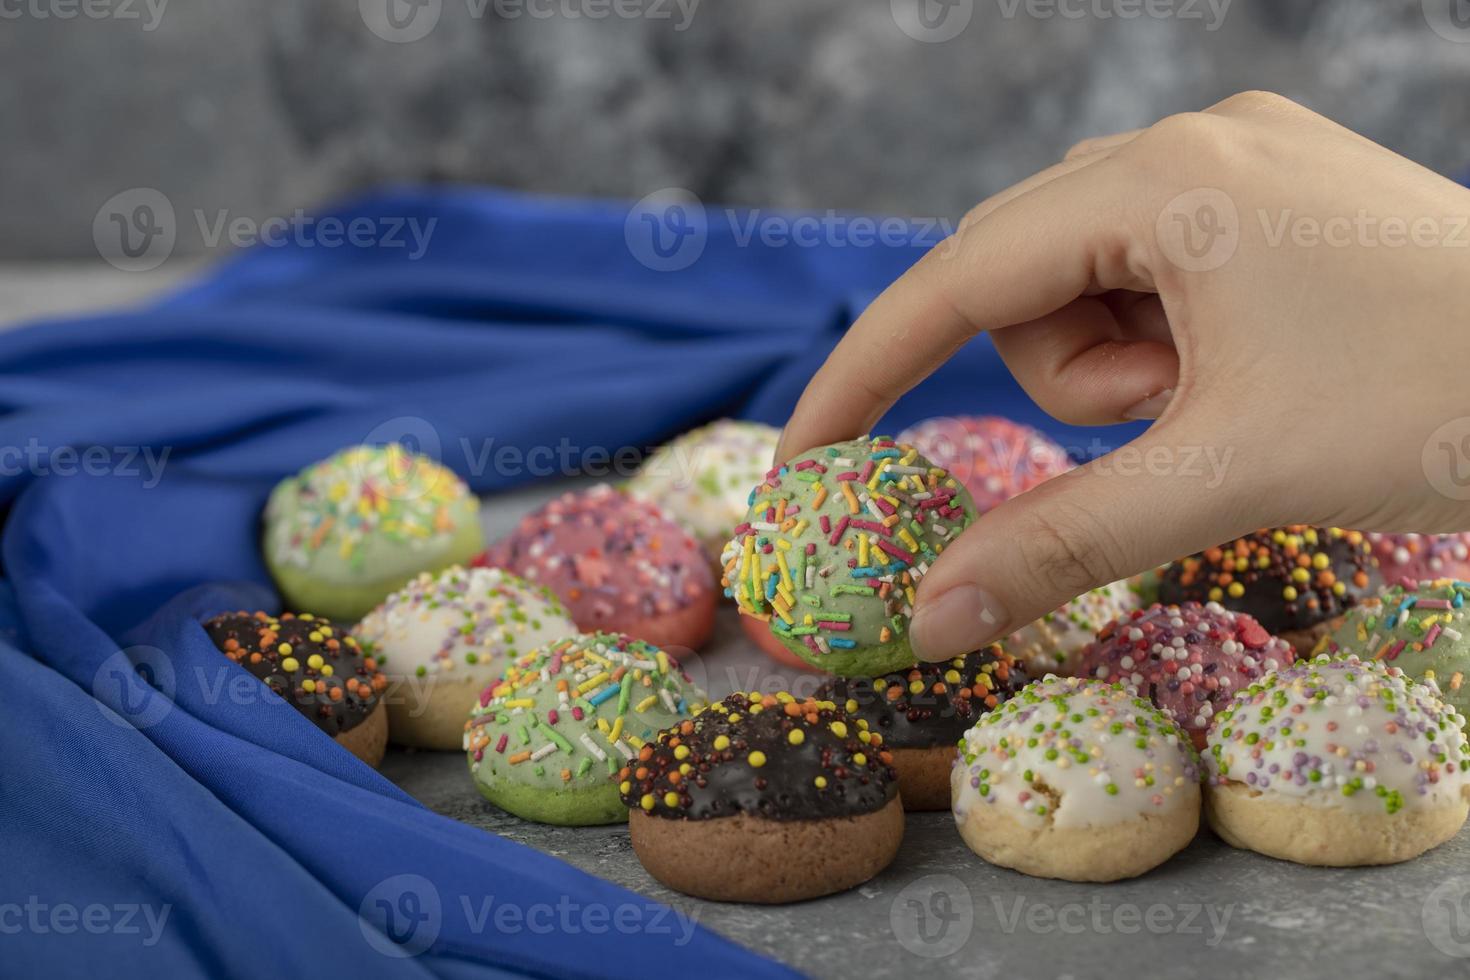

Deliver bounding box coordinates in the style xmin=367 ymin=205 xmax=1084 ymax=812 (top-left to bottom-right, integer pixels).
xmin=721 ymin=436 xmax=977 ymax=676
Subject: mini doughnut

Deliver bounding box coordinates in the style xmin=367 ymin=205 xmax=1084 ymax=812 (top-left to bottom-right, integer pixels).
xmin=1205 ymin=656 xmax=1470 ymax=866
xmin=620 ymin=691 xmax=903 ymax=903
xmin=721 ymin=436 xmax=977 ymax=676
xmin=203 ymin=611 xmax=389 ymax=766
xmin=1006 ymin=580 xmax=1137 ymax=677
xmin=1365 ymin=532 xmax=1470 ymax=587
xmin=465 ymin=632 xmax=705 ymax=826
xmin=354 ymin=565 xmax=578 ymax=750
xmin=1080 ymin=602 xmax=1295 ymax=749
xmin=1159 ymin=526 xmax=1381 ymax=655
xmin=263 ymin=444 xmax=485 ymax=622
xmin=816 ymin=645 xmax=1028 ymax=810
xmin=896 ymin=415 xmax=1072 ymax=513
xmin=1315 ymin=578 xmax=1470 ymax=728
xmin=952 ymin=676 xmax=1202 ymax=882
xmin=626 ymin=419 xmax=781 ymax=559
xmin=487 ymin=485 xmax=716 ymax=653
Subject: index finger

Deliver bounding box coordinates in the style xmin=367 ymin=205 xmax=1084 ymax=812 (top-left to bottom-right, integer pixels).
xmin=775 ymin=162 xmax=1148 ymax=464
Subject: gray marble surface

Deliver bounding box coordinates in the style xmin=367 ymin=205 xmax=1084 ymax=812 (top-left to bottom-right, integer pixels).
xmin=4 ymin=0 xmax=1470 ymax=261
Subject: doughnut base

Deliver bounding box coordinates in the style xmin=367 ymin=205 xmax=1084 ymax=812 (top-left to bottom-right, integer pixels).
xmin=890 ymin=745 xmax=958 ymax=811
xmin=952 ymin=768 xmax=1200 ymax=882
xmin=1206 ymin=780 xmax=1469 ymax=866
xmin=1280 ymin=616 xmax=1344 ymax=658
xmin=605 ymin=591 xmax=717 ymax=657
xmin=335 ymin=701 xmax=388 ymax=768
xmin=387 ymin=672 xmax=491 ymax=751
xmin=628 ymin=798 xmax=904 ymax=903
xmin=474 ymin=776 xmax=627 ymax=827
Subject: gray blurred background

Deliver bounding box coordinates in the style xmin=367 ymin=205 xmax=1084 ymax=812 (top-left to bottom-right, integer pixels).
xmin=1 ymin=0 xmax=1468 ymax=316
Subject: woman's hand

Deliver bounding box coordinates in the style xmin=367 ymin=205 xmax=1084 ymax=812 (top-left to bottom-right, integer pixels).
xmin=774 ymin=91 xmax=1470 ymax=662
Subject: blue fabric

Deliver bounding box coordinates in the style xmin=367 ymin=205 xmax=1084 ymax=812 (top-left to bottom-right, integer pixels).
xmin=0 ymin=186 xmax=1141 ymax=978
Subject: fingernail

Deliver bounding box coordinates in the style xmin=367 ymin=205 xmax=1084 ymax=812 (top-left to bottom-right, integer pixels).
xmin=910 ymin=585 xmax=1009 ymax=661
xmin=1123 ymin=388 xmax=1174 ymax=421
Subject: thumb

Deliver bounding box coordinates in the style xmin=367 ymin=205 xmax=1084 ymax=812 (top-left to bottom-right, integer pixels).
xmin=908 ymin=420 xmax=1266 ymax=662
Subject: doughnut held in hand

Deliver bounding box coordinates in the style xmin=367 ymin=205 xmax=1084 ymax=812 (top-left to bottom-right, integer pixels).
xmin=204 ymin=611 xmax=389 ymax=766
xmin=816 ymin=645 xmax=1028 ymax=810
xmin=263 ymin=444 xmax=485 ymax=622
xmin=1081 ymin=601 xmax=1294 ymax=749
xmin=1205 ymin=655 xmax=1470 ymax=866
xmin=465 ymin=632 xmax=705 ymax=826
xmin=722 ymin=436 xmax=977 ymax=676
xmin=354 ymin=565 xmax=578 ymax=750
xmin=1159 ymin=526 xmax=1380 ymax=656
xmin=621 ymin=691 xmax=903 ymax=903
xmin=626 ymin=419 xmax=780 ymax=559
xmin=488 ymin=484 xmax=716 ymax=653
xmin=952 ymin=676 xmax=1202 ymax=882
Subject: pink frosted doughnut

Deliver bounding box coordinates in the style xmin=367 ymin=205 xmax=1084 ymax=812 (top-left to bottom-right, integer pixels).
xmin=896 ymin=416 xmax=1071 ymax=513
xmin=1079 ymin=601 xmax=1294 ymax=749
xmin=487 ymin=485 xmax=716 ymax=654
xmin=1365 ymin=532 xmax=1470 ymax=587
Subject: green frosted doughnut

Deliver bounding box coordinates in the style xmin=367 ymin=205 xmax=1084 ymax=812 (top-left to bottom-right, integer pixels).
xmin=720 ymin=436 xmax=976 ymax=676
xmin=263 ymin=444 xmax=484 ymax=622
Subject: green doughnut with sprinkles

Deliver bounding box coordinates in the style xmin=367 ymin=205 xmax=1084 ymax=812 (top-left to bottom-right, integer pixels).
xmin=264 ymin=444 xmax=485 ymax=622
xmin=721 ymin=436 xmax=977 ymax=676
xmin=464 ymin=632 xmax=706 ymax=826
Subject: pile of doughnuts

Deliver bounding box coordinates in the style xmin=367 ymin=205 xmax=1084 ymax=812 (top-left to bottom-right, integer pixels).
xmin=219 ymin=419 xmax=1470 ymax=905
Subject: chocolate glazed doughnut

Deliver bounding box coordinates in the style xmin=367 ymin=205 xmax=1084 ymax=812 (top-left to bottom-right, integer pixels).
xmin=816 ymin=645 xmax=1028 ymax=811
xmin=203 ymin=611 xmax=389 ymax=766
xmin=620 ymin=692 xmax=903 ymax=903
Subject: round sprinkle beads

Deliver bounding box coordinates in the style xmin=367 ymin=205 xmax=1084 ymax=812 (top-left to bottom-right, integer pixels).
xmin=720 ymin=436 xmax=977 ymax=676
xmin=955 ymin=676 xmax=1201 ymax=828
xmin=1007 ymin=579 xmax=1138 ymax=676
xmin=1365 ymin=532 xmax=1470 ymax=588
xmin=1080 ymin=601 xmax=1294 ymax=745
xmin=618 ymin=691 xmax=897 ymax=820
xmin=464 ymin=633 xmax=705 ymax=826
xmin=1206 ymin=655 xmax=1469 ymax=815
xmin=1160 ymin=526 xmax=1380 ymax=647
xmin=203 ymin=611 xmax=386 ymax=736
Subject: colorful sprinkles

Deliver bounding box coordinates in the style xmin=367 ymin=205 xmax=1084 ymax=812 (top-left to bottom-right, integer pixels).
xmin=1080 ymin=601 xmax=1294 ymax=742
xmin=618 ymin=691 xmax=897 ymax=821
xmin=1160 ymin=526 xmax=1380 ymax=637
xmin=816 ymin=644 xmax=1028 ymax=749
xmin=354 ymin=565 xmax=576 ymax=681
xmin=954 ymin=676 xmax=1201 ymax=828
xmin=465 ymin=633 xmax=704 ymax=791
xmin=1205 ymin=655 xmax=1470 ymax=815
xmin=203 ymin=611 xmax=386 ymax=735
xmin=719 ymin=436 xmax=976 ymax=675
xmin=265 ymin=444 xmax=476 ymax=572
xmin=1007 ymin=580 xmax=1137 ymax=676
xmin=897 ymin=415 xmax=1072 ymax=514
xmin=1365 ymin=533 xmax=1470 ymax=588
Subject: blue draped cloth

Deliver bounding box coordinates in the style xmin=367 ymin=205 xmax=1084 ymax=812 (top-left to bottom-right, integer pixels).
xmin=0 ymin=186 xmax=1143 ymax=977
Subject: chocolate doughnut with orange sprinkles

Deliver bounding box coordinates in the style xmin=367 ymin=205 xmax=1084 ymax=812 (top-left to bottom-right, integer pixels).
xmin=815 ymin=645 xmax=1027 ymax=811
xmin=203 ymin=611 xmax=389 ymax=766
xmin=620 ymin=691 xmax=904 ymax=903
xmin=1159 ymin=526 xmax=1381 ymax=656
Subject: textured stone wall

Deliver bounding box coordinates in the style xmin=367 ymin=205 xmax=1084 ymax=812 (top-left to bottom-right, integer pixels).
xmin=1 ymin=0 xmax=1467 ymax=258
